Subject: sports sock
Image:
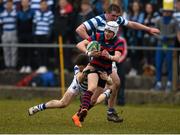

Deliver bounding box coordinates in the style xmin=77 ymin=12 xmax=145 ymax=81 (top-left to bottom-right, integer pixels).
xmin=88 ymin=104 xmax=94 ymax=110
xmin=81 ymin=90 xmax=93 ymax=110
xmin=37 ymin=103 xmax=46 ymax=111
xmin=103 ymin=89 xmax=111 ymax=99
xmin=107 ymin=108 xmax=115 ymax=115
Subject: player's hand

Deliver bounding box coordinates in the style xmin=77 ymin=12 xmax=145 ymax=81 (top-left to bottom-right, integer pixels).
xmin=101 ymin=50 xmax=110 ymax=59
xmin=148 ymin=28 xmax=160 ymax=36
xmin=88 ymin=50 xmax=101 ymax=57
xmin=98 ymin=71 xmax=108 ymax=80
xmin=82 ymin=65 xmax=94 ymax=75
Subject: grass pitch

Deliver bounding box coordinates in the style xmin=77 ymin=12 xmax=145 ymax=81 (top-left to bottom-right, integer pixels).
xmin=0 ymin=98 xmax=180 ymax=134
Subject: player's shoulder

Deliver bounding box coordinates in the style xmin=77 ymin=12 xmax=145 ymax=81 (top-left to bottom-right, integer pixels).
xmin=90 ymin=14 xmax=106 ymax=22
xmin=114 ymin=37 xmax=125 ymax=46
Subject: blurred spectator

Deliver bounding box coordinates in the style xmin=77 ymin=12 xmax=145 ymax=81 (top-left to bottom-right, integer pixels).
xmin=174 ymin=0 xmax=180 ymax=88
xmin=154 ymin=8 xmax=178 ymax=92
xmin=54 ymin=0 xmax=74 ymax=43
xmin=0 ymin=0 xmax=17 ymax=71
xmin=33 ymin=0 xmax=54 ymax=73
xmin=75 ymin=0 xmax=95 ymax=42
xmin=177 ymin=27 xmax=180 ymax=89
xmin=31 ymin=0 xmax=54 ymax=12
xmin=90 ymin=0 xmax=103 ymax=15
xmin=126 ymin=0 xmax=144 ymax=76
xmin=0 ymin=0 xmax=4 ymax=13
xmin=54 ymin=0 xmax=75 ymax=71
xmin=0 ymin=0 xmax=3 ymax=69
xmin=102 ymin=0 xmax=110 ymax=11
xmin=174 ymin=0 xmax=180 ymax=21
xmin=2 ymin=0 xmax=21 ymax=11
xmin=17 ymin=0 xmax=33 ymax=73
xmin=143 ymin=3 xmax=159 ymax=69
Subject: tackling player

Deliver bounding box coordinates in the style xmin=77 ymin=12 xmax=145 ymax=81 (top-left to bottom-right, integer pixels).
xmin=28 ymin=54 xmax=112 ymax=116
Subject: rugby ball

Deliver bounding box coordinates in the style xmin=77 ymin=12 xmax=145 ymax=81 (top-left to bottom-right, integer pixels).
xmin=87 ymin=41 xmax=100 ymax=51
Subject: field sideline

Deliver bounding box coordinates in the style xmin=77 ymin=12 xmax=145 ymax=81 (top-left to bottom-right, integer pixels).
xmin=0 ymin=98 xmax=180 ymax=134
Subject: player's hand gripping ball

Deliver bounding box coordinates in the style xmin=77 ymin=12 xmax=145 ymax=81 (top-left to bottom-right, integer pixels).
xmin=87 ymin=41 xmax=101 ymax=52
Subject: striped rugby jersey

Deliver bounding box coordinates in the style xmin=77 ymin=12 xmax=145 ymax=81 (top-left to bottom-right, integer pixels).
xmin=2 ymin=0 xmax=20 ymax=10
xmin=30 ymin=0 xmax=54 ymax=12
xmin=88 ymin=33 xmax=125 ymax=72
xmin=0 ymin=9 xmax=17 ymax=32
xmin=83 ymin=14 xmax=128 ymax=34
xmin=33 ymin=10 xmax=54 ymax=35
xmin=74 ymin=65 xmax=88 ymax=92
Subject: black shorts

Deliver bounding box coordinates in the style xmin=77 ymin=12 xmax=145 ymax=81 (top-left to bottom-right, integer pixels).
xmin=89 ymin=64 xmax=112 ymax=88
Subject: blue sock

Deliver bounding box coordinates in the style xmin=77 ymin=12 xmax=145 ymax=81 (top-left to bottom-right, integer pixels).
xmin=37 ymin=103 xmax=46 ymax=111
xmin=107 ymin=108 xmax=115 ymax=114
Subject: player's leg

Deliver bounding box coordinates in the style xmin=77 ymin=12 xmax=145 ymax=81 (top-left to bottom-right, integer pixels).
xmin=72 ymin=73 xmax=99 ymax=127
xmin=94 ymin=87 xmax=112 ymax=105
xmin=91 ymin=87 xmax=104 ymax=105
xmin=28 ymin=78 xmax=79 ymax=116
xmin=28 ymin=90 xmax=76 ymax=116
xmin=78 ymin=73 xmax=98 ymax=115
xmin=107 ymin=69 xmax=123 ymax=122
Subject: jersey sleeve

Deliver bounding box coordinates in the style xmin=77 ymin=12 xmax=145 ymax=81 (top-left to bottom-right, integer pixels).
xmin=118 ymin=38 xmax=128 ymax=63
xmin=117 ymin=16 xmax=128 ymax=26
xmin=83 ymin=15 xmax=104 ymax=31
xmin=114 ymin=39 xmax=125 ymax=53
xmin=87 ymin=33 xmax=100 ymax=42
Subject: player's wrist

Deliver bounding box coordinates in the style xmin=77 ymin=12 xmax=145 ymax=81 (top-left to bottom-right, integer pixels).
xmin=107 ymin=76 xmax=112 ymax=83
xmin=147 ymin=27 xmax=151 ymax=33
xmin=108 ymin=55 xmax=113 ymax=60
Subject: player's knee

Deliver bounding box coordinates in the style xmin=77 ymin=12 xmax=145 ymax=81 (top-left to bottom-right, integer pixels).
xmin=111 ymin=76 xmax=120 ymax=88
xmin=59 ymin=100 xmax=69 ymax=108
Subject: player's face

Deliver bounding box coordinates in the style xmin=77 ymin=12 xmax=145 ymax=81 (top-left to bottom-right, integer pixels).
xmin=104 ymin=29 xmax=114 ymax=40
xmin=108 ymin=11 xmax=120 ymax=21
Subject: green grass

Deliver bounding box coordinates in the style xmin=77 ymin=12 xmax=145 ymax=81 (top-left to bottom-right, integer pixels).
xmin=0 ymin=98 xmax=180 ymax=134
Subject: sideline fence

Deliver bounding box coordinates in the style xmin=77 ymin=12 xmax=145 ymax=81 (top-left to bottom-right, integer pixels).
xmin=0 ymin=43 xmax=179 ymax=91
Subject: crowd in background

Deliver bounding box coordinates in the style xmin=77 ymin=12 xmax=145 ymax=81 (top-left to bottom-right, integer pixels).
xmin=0 ymin=0 xmax=179 ymax=83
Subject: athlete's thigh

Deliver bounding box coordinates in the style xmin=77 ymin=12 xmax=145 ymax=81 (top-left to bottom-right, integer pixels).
xmin=60 ymin=90 xmax=77 ymax=105
xmin=88 ymin=73 xmax=99 ymax=91
xmin=62 ymin=77 xmax=79 ymax=104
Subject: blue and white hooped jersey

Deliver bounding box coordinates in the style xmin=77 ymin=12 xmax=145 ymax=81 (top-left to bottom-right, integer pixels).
xmin=73 ymin=65 xmax=88 ymax=92
xmin=33 ymin=10 xmax=54 ymax=35
xmin=0 ymin=9 xmax=17 ymax=32
xmin=83 ymin=14 xmax=128 ymax=34
xmin=30 ymin=0 xmax=54 ymax=12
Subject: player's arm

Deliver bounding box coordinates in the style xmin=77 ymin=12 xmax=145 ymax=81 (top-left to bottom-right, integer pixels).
xmin=76 ymin=66 xmax=92 ymax=83
xmin=98 ymin=71 xmax=113 ymax=85
xmin=76 ymin=39 xmax=101 ymax=57
xmin=101 ymin=50 xmax=121 ymax=63
xmin=76 ymin=71 xmax=86 ymax=83
xmin=76 ymin=39 xmax=90 ymax=53
xmin=76 ymin=24 xmax=90 ymax=39
xmin=127 ymin=21 xmax=160 ymax=36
